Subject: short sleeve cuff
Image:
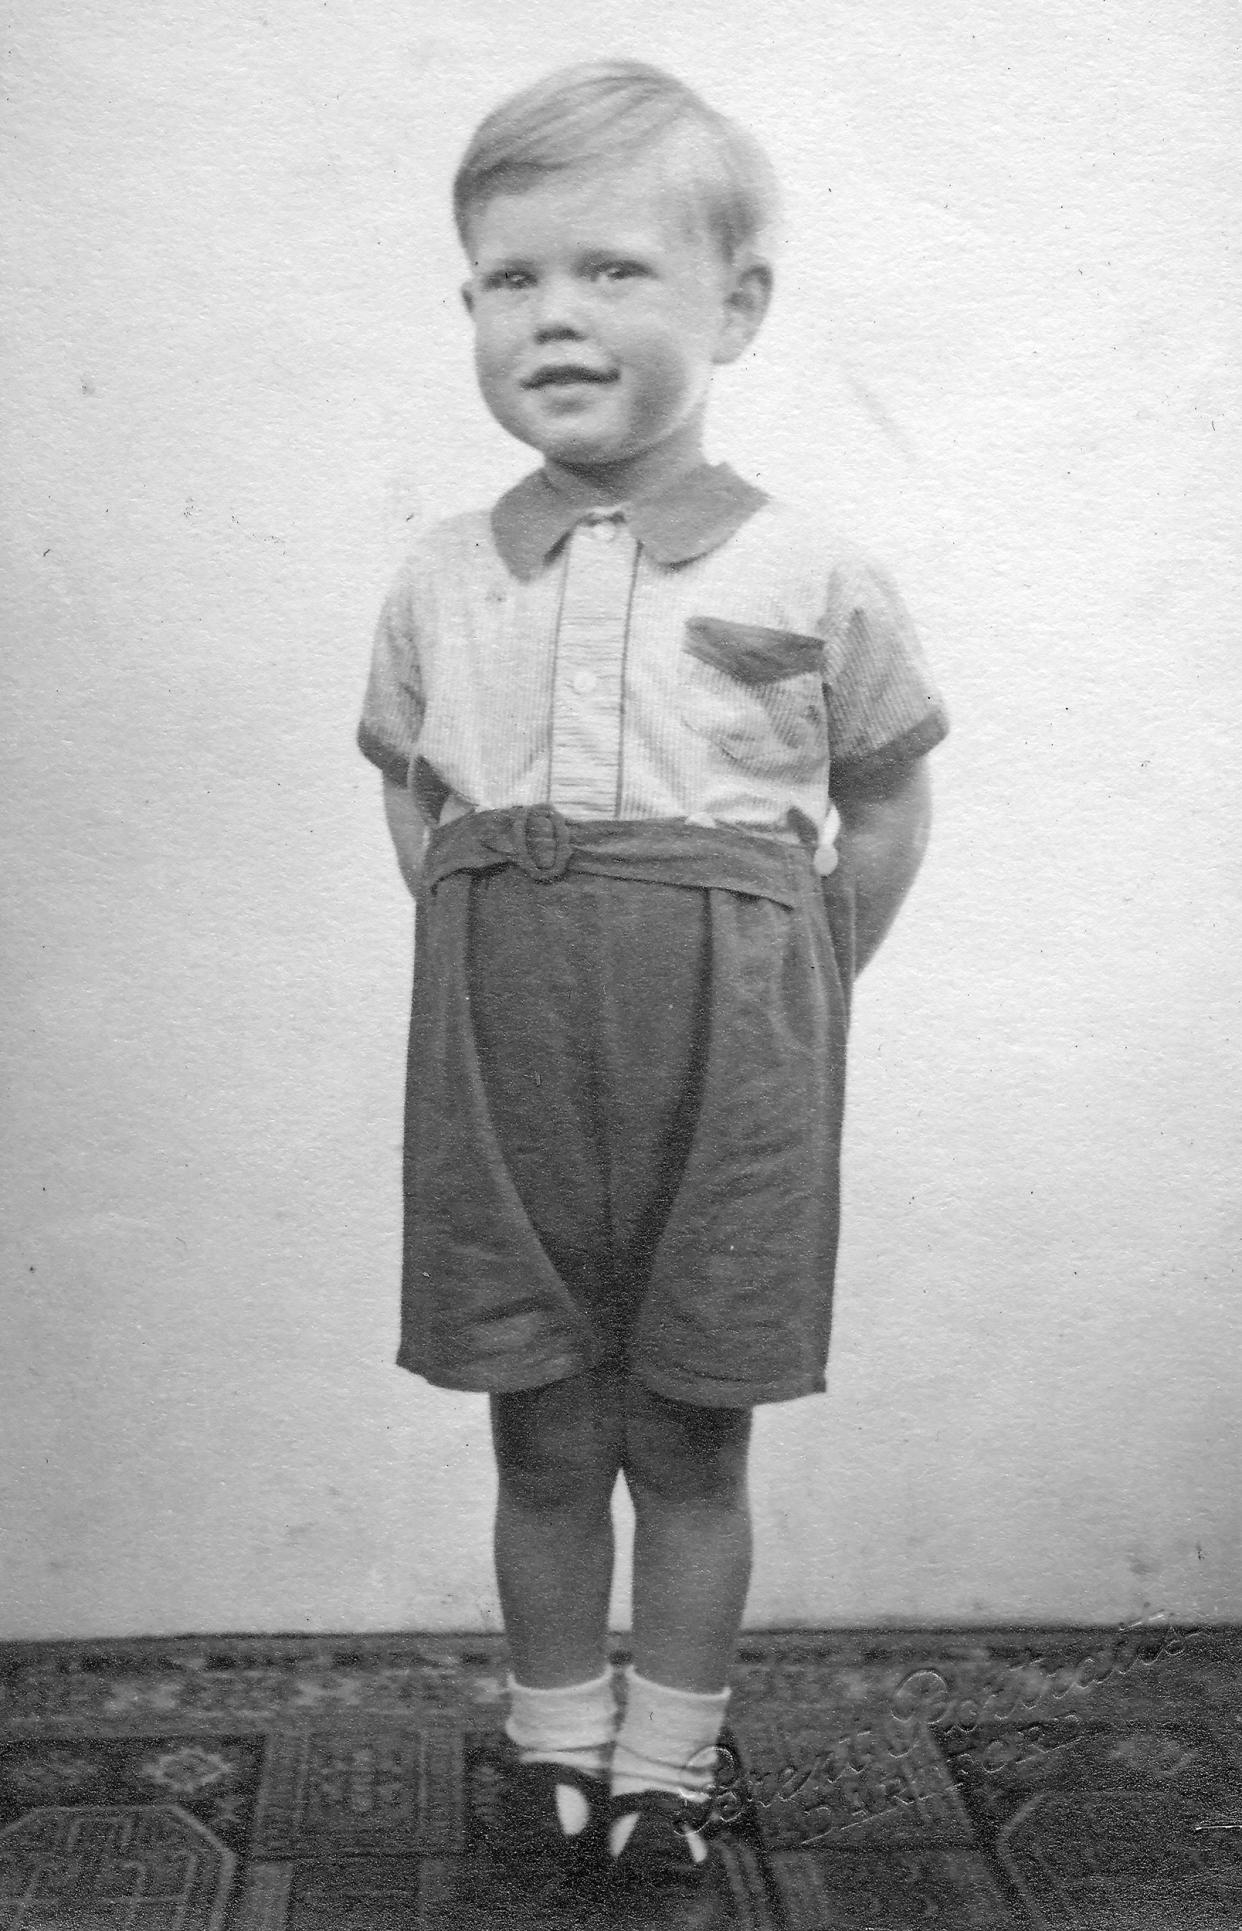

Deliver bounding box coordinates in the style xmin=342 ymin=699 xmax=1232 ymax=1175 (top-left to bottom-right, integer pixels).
xmin=830 ymin=707 xmax=949 ymax=799
xmin=357 ymin=721 xmax=411 ymax=787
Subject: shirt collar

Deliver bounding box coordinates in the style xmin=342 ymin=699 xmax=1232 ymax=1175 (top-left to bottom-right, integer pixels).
xmin=491 ymin=462 xmax=768 ymax=580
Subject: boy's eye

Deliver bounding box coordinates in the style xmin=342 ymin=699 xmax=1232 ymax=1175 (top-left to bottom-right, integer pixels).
xmin=483 ymin=268 xmax=533 ymax=292
xmin=593 ymin=261 xmax=647 ymax=284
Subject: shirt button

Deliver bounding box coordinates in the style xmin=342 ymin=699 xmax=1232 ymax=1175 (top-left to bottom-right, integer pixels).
xmin=571 ymin=669 xmax=598 ymax=695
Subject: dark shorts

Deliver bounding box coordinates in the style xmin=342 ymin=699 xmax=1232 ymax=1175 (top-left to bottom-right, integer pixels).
xmin=398 ymin=808 xmax=854 ymax=1408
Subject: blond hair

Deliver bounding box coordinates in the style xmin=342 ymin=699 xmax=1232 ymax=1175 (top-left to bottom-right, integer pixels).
xmin=454 ymin=60 xmax=778 ymax=263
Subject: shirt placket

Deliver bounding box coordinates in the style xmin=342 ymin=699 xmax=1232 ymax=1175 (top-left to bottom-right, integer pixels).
xmin=547 ymin=512 xmax=636 ymax=816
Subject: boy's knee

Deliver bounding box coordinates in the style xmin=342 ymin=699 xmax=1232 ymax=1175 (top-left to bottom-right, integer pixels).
xmin=490 ymin=1366 xmax=623 ymax=1511
xmin=623 ymin=1380 xmax=752 ymax=1506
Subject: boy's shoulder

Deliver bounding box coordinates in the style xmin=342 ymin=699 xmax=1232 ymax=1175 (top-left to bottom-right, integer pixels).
xmin=702 ymin=492 xmax=906 ymax=623
xmin=378 ymin=507 xmax=506 ymax=617
xmin=727 ymin=492 xmax=868 ymax=565
xmin=400 ymin=504 xmax=498 ymax=568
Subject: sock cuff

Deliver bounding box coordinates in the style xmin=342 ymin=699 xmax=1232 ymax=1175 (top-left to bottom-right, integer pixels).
xmin=507 ymin=1670 xmax=614 ymax=1701
xmin=622 ymin=1667 xmax=731 ymax=1717
xmin=505 ymin=1670 xmax=618 ymax=1753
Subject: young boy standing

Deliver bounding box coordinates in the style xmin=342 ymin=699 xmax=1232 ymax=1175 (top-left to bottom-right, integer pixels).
xmin=359 ymin=59 xmax=947 ymax=1924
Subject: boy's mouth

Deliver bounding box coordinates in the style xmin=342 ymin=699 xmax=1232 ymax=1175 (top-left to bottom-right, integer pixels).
xmin=523 ymin=365 xmax=618 ymax=390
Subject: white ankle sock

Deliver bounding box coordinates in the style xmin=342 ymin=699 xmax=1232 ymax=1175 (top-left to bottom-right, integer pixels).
xmin=505 ymin=1671 xmax=618 ymax=1834
xmin=608 ymin=1668 xmax=729 ymax=1853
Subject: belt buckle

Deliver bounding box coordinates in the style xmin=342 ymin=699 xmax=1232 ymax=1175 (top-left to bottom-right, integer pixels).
xmin=511 ymin=804 xmax=572 ymax=881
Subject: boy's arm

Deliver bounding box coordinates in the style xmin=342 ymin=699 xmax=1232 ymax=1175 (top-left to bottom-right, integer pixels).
xmin=382 ymin=778 xmax=430 ymax=898
xmin=832 ymin=757 xmax=933 ymax=975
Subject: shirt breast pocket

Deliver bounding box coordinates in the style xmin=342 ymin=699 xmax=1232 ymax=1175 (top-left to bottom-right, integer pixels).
xmin=680 ymin=617 xmax=828 ymax=781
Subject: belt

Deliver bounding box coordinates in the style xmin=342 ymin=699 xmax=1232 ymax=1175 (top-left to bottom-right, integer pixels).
xmin=422 ymin=806 xmax=811 ymax=907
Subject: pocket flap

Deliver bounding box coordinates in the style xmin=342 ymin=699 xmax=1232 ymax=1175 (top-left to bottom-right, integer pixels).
xmin=685 ymin=617 xmax=824 ymax=685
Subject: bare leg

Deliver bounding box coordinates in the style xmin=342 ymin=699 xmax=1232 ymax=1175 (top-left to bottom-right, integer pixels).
xmin=623 ymin=1379 xmax=754 ymax=1693
xmin=490 ymin=1360 xmax=626 ymax=1687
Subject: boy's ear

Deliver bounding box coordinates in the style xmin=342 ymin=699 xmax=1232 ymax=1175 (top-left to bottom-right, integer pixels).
xmin=714 ymin=261 xmax=773 ymax=366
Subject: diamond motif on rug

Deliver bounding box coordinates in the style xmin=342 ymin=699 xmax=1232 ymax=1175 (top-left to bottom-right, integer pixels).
xmin=138 ymin=1744 xmax=240 ymax=1797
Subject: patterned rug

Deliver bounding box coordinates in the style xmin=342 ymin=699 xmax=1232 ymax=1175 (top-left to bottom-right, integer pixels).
xmin=1 ymin=1625 xmax=1238 ymax=1928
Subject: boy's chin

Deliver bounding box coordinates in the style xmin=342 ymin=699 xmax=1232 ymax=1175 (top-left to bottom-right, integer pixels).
xmin=520 ymin=428 xmax=628 ymax=469
xmin=493 ymin=408 xmax=634 ymax=471
xmin=499 ymin=410 xmax=695 ymax=484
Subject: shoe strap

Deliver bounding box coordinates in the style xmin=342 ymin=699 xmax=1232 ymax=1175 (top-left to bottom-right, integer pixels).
xmin=519 ymin=1760 xmax=609 ymax=1806
xmin=609 ymin=1788 xmax=718 ymax=1835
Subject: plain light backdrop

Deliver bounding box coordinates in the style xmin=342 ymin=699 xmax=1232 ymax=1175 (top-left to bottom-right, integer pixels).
xmin=2 ymin=0 xmax=1239 ymax=1637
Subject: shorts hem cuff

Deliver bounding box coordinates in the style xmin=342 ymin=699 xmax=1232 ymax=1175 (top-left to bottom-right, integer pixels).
xmin=631 ymin=1361 xmax=827 ymax=1408
xmin=396 ymin=1346 xmax=610 ymax=1394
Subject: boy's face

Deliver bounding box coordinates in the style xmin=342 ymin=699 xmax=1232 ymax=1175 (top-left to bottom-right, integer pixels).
xmin=462 ymin=161 xmax=769 ymax=493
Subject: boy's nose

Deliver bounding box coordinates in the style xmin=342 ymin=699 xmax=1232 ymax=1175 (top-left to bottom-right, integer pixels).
xmin=530 ymin=275 xmax=587 ymax=340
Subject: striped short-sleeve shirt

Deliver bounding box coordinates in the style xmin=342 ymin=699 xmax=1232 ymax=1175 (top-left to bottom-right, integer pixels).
xmin=358 ymin=462 xmax=948 ymax=835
